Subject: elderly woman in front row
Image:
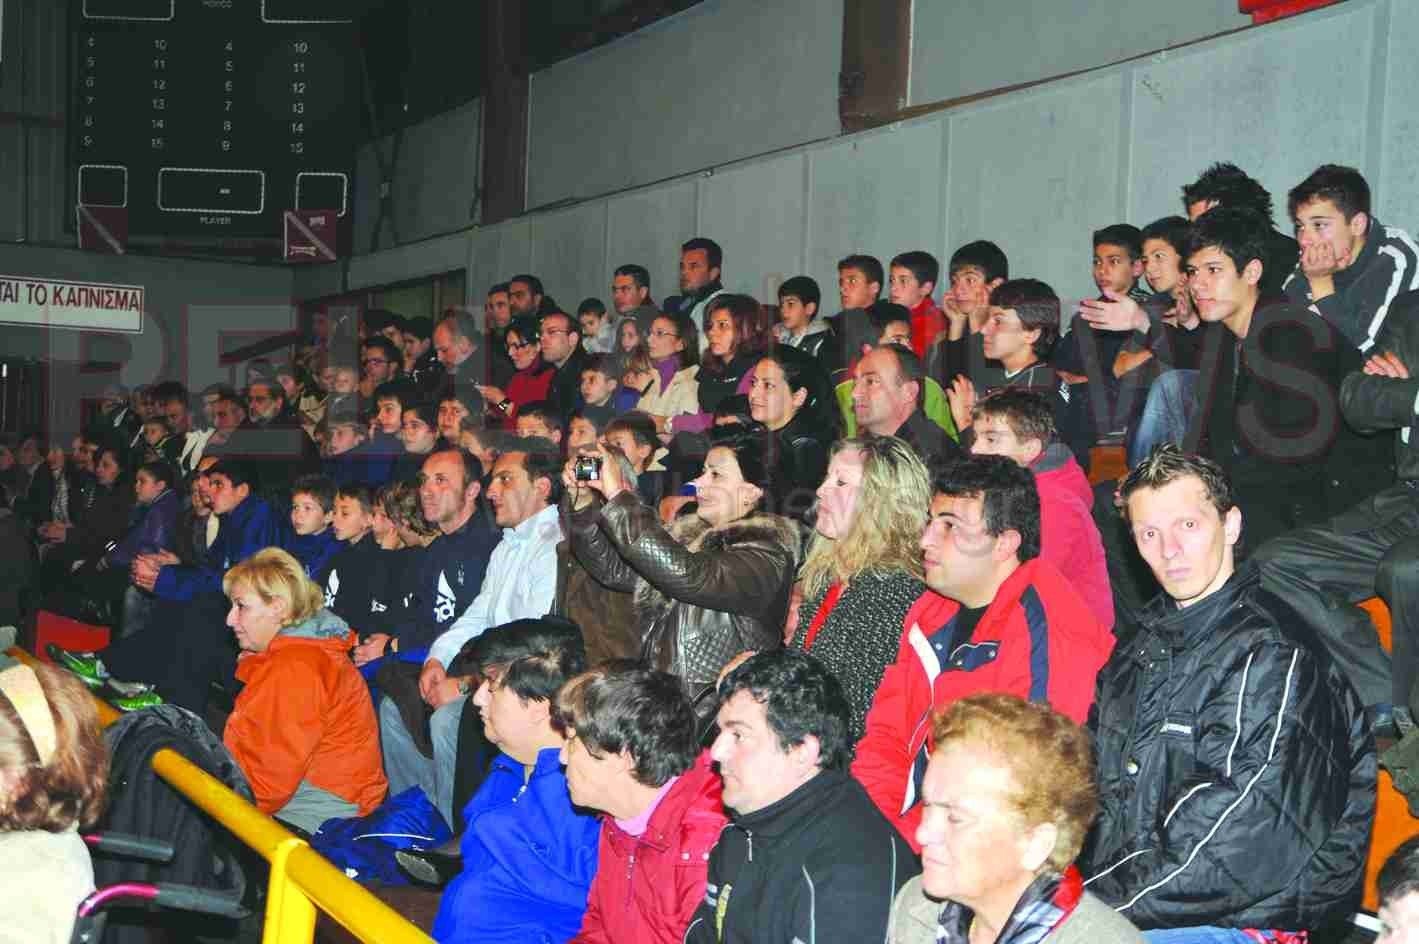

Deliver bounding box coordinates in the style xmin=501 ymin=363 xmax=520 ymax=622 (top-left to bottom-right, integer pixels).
xmin=890 ymin=693 xmax=1143 ymax=944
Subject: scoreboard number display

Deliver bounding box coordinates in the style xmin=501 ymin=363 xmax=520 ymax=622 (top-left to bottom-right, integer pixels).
xmin=69 ymin=1 xmax=361 ymax=242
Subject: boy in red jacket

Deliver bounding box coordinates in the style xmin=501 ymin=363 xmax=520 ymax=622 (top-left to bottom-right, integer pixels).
xmin=968 ymin=387 xmax=1113 ymax=629
xmin=852 ymin=454 xmax=1114 ymax=850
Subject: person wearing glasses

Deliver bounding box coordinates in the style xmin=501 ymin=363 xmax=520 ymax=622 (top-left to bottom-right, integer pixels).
xmin=540 ymin=311 xmax=591 ymax=420
xmin=477 ymin=315 xmax=555 ymax=430
xmin=636 ymin=312 xmax=701 ymax=437
xmin=358 ymin=336 xmax=403 ymax=400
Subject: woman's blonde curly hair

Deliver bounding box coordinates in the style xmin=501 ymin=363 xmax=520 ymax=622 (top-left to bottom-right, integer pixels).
xmin=798 ymin=434 xmax=931 ymax=598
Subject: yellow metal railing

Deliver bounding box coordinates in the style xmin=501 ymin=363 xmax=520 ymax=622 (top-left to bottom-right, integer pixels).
xmin=9 ymin=648 xmax=433 ymax=944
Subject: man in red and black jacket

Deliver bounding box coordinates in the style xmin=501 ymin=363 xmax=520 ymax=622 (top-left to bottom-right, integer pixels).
xmin=853 ymin=454 xmax=1115 ymax=850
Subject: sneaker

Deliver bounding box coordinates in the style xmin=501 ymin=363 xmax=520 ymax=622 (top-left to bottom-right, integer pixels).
xmin=47 ymin=644 xmax=110 ymax=689
xmin=109 ymin=688 xmax=163 ymax=712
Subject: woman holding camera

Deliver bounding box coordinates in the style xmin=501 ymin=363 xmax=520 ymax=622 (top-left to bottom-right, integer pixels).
xmin=563 ymin=427 xmax=799 ymax=704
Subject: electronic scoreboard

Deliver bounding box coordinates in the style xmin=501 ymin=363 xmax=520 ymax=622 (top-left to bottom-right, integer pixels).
xmin=69 ymin=1 xmax=362 ymax=242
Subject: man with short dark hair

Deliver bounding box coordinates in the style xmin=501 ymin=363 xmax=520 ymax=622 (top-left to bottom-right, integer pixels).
xmin=509 ymin=273 xmax=553 ymax=318
xmin=381 ymin=440 xmax=563 ymax=825
xmin=151 ymin=381 xmax=213 ymax=475
xmin=1083 ymin=445 xmax=1374 ymax=939
xmin=557 ymin=664 xmax=728 ymax=943
xmin=1182 ymin=162 xmax=1300 ymax=297
xmin=611 ymin=263 xmax=656 ymax=321
xmin=665 ymin=237 xmax=726 ymax=353
xmin=1184 ymin=207 xmax=1390 ymax=549
xmin=854 ymin=454 xmax=1113 ymax=847
xmin=540 ymin=310 xmax=590 ymax=420
xmin=851 ymin=344 xmax=961 ymax=465
xmin=359 ymin=335 xmax=403 ymax=399
xmin=685 ymin=648 xmax=918 ymax=943
xmin=1283 ymin=163 xmax=1419 ymax=355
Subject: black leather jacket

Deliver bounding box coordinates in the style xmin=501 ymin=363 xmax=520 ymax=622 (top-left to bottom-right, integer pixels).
xmin=566 ymin=492 xmax=800 ymax=702
xmin=1082 ymin=563 xmax=1375 ymax=930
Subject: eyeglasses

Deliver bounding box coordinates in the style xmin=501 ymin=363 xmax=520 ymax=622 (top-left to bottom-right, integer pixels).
xmin=542 ymin=327 xmax=570 ymax=337
xmin=650 ymin=329 xmax=679 ymax=339
xmin=507 ymin=339 xmax=535 ymax=352
xmin=360 ymin=358 xmax=388 ymax=367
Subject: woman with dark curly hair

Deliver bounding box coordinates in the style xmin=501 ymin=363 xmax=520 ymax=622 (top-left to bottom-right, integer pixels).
xmin=0 ymin=661 xmax=109 ymax=944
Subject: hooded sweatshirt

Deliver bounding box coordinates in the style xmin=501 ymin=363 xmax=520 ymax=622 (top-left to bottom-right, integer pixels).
xmin=225 ymin=607 xmax=387 ymax=818
xmin=1031 ymin=442 xmax=1113 ymax=629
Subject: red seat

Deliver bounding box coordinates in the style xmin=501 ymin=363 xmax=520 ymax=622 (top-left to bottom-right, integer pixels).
xmin=33 ymin=610 xmax=110 ymax=661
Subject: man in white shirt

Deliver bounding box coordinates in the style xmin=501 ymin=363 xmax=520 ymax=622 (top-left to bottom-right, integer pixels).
xmin=378 ymin=438 xmax=564 ymax=825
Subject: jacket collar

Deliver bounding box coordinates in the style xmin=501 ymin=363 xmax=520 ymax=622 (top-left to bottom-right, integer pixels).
xmin=1337 ymin=215 xmax=1385 ymax=291
xmin=1137 ymin=560 xmax=1258 ymax=649
xmin=729 ymin=767 xmax=843 ymax=840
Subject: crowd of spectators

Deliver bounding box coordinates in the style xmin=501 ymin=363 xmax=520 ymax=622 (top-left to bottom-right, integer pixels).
xmin=7 ymin=158 xmax=1419 ymax=944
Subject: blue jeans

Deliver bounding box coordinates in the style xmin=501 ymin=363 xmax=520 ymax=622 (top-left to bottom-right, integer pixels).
xmin=1144 ymin=929 xmax=1281 ymax=944
xmin=378 ymin=694 xmax=466 ymax=828
xmin=1128 ymin=369 xmax=1198 ymax=467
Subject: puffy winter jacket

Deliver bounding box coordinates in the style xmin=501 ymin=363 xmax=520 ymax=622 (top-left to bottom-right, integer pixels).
xmin=853 ymin=558 xmax=1114 ymax=850
xmin=1032 ymin=443 xmax=1114 ymax=629
xmin=1081 ymin=563 xmax=1375 ymax=931
xmin=153 ymin=494 xmax=285 ymax=601
xmin=433 ymin=747 xmax=601 ymax=944
xmin=572 ymin=753 xmax=727 ymax=944
xmin=567 ymin=492 xmax=799 ymax=704
xmin=225 ymin=608 xmax=387 ymax=819
xmin=106 ymin=487 xmax=179 ymax=569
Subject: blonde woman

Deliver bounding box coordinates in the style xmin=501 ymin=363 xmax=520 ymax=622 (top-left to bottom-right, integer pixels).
xmin=790 ymin=435 xmax=931 ymax=741
xmin=222 ymin=547 xmax=386 ymax=833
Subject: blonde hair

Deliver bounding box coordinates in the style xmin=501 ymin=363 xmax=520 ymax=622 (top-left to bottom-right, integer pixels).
xmin=222 ymin=547 xmax=323 ymax=627
xmin=798 ymin=435 xmax=930 ymax=597
xmin=932 ymin=693 xmax=1097 ymax=872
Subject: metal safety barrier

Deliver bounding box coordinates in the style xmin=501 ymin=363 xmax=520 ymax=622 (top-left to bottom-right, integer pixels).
xmin=9 ymin=648 xmax=433 ymax=944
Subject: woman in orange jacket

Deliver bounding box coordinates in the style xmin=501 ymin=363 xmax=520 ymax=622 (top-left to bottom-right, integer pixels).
xmin=221 ymin=547 xmax=387 ymax=833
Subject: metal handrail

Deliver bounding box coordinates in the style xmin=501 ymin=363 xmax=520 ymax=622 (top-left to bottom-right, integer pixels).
xmin=8 ymin=648 xmax=433 ymax=944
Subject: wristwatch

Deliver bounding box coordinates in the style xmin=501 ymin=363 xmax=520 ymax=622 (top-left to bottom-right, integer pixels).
xmin=496 ymin=398 xmax=513 ymax=414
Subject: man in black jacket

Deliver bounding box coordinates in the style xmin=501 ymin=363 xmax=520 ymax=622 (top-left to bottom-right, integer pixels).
xmin=686 ymin=648 xmax=917 ymax=943
xmin=1184 ymin=208 xmax=1391 ymax=551
xmin=1082 ymin=445 xmax=1375 ymax=937
xmin=539 ymin=311 xmax=588 ymax=420
xmin=1257 ymin=289 xmax=1419 ymax=733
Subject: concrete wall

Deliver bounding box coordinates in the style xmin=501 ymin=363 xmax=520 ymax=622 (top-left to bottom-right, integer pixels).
xmin=321 ymin=0 xmax=1403 ymax=323
xmin=352 ymin=100 xmax=483 ymax=253
xmin=909 ymin=0 xmax=1251 ymax=108
xmin=524 ymin=0 xmax=844 ymax=210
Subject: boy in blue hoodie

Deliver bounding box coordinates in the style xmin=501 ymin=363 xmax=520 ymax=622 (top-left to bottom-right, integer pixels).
xmin=284 ymin=474 xmax=342 ymax=579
